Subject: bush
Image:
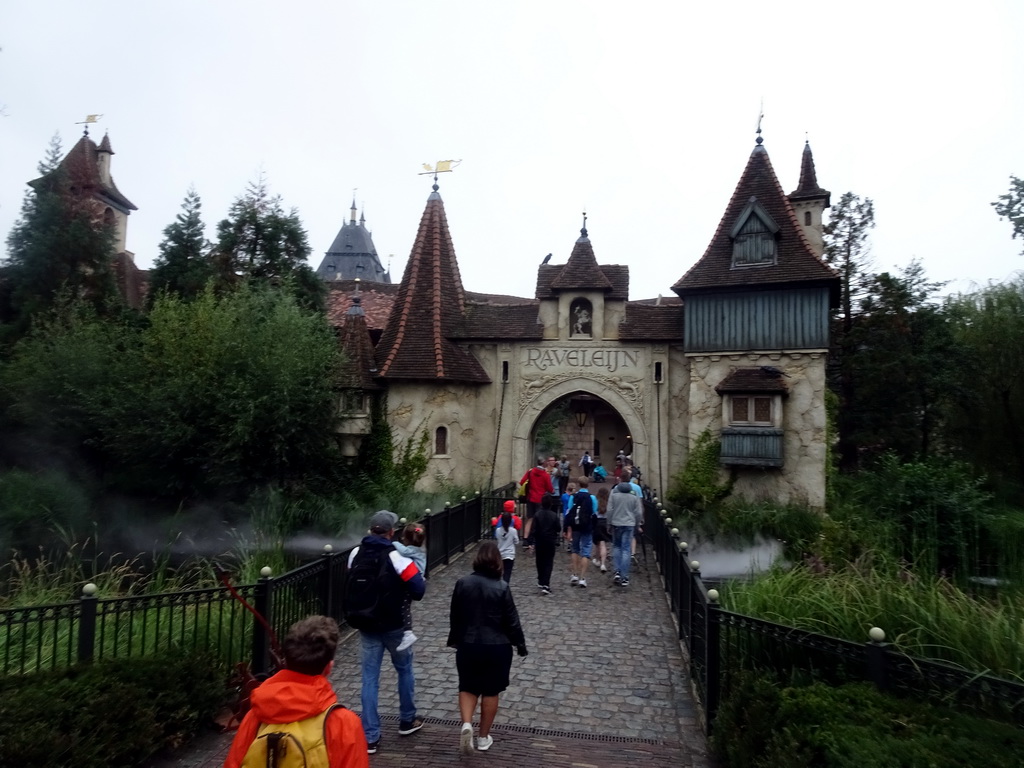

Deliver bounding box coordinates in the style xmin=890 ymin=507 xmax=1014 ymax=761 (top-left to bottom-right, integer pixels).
xmin=0 ymin=650 xmax=224 ymax=767
xmin=712 ymin=671 xmax=1024 ymax=767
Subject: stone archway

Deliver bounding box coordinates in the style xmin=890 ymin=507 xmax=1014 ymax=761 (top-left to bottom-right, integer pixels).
xmin=509 ymin=377 xmax=649 ymax=481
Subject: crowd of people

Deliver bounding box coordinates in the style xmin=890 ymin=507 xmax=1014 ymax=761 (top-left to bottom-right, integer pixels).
xmin=223 ymin=456 xmax=647 ymax=763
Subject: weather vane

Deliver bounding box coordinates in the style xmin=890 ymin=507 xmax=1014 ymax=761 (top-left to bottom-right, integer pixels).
xmin=419 ymin=160 xmax=462 ymax=187
xmin=75 ymin=114 xmax=102 ymax=136
xmin=755 ymin=99 xmax=764 ymax=145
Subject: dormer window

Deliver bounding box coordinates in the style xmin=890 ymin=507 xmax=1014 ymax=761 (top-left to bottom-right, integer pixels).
xmin=730 ymin=196 xmax=780 ymax=268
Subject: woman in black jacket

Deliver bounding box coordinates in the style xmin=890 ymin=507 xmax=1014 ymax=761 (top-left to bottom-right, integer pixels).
xmin=448 ymin=540 xmax=527 ymax=754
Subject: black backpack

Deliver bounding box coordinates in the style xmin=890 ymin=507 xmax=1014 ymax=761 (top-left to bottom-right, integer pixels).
xmin=571 ymin=490 xmax=593 ymax=532
xmin=343 ymin=546 xmax=396 ymax=632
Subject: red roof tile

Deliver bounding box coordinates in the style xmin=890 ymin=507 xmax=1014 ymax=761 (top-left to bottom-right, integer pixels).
xmin=373 ymin=190 xmax=489 ymax=383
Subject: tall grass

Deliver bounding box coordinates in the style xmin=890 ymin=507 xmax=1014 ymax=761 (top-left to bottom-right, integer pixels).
xmin=722 ymin=554 xmax=1024 ymax=681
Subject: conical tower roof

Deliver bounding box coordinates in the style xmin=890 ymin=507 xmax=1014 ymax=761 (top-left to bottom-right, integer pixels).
xmin=549 ymin=225 xmax=614 ymax=291
xmin=375 ymin=186 xmax=489 ymax=382
xmin=32 ymin=132 xmax=137 ymax=212
xmin=788 ymin=140 xmax=831 ymax=203
xmin=673 ymin=138 xmax=837 ymax=296
xmin=338 ymin=287 xmax=382 ymax=390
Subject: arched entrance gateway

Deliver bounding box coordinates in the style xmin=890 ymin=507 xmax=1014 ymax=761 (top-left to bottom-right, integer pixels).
xmin=328 ymin=137 xmax=839 ymax=508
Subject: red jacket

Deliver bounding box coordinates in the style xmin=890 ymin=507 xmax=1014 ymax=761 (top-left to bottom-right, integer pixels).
xmin=224 ymin=669 xmax=368 ymax=768
xmin=519 ymin=466 xmax=554 ymax=503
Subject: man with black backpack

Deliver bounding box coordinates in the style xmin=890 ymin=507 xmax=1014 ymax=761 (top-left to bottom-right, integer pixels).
xmin=564 ymin=477 xmax=595 ymax=588
xmin=344 ymin=510 xmax=427 ymax=754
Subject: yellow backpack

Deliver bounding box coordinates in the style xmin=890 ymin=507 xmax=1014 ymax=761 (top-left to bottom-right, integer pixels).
xmin=240 ymin=704 xmax=343 ymax=768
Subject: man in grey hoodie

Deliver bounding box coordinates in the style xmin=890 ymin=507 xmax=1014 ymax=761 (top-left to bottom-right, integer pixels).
xmin=606 ymin=482 xmax=643 ymax=587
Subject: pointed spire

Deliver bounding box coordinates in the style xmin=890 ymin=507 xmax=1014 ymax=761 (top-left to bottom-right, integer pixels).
xmin=350 ymin=197 xmax=357 ymax=224
xmin=97 ymin=132 xmax=113 ymax=154
xmin=374 ymin=188 xmax=488 ymax=382
xmin=789 ymin=140 xmax=830 ymax=201
xmin=551 ymin=214 xmax=613 ymax=291
xmin=672 ymin=139 xmax=836 ymax=295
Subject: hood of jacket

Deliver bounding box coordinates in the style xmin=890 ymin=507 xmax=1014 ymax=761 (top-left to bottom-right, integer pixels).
xmin=248 ymin=669 xmax=338 ymax=723
xmin=615 ymin=482 xmax=633 ymax=494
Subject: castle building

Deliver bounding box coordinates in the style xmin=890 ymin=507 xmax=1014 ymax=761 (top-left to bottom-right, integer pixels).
xmin=329 ymin=134 xmax=839 ymax=506
xmin=314 ymin=199 xmax=390 ymax=283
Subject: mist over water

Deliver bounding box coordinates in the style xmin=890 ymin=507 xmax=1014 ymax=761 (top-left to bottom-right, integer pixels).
xmin=676 ymin=532 xmax=783 ymax=579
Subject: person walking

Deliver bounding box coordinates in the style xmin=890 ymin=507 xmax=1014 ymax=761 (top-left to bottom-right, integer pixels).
xmin=557 ymin=455 xmax=571 ymax=495
xmin=533 ymin=492 xmax=562 ymax=595
xmin=607 ymin=482 xmax=644 ymax=587
xmin=344 ymin=510 xmax=427 ymax=754
xmin=565 ymin=477 xmax=595 ymax=587
xmin=578 ymin=451 xmax=594 ymax=478
xmin=519 ymin=458 xmax=554 ymax=548
xmin=494 ymin=504 xmax=520 ymax=583
xmin=448 ymin=541 xmax=528 ymax=754
xmin=592 ymin=485 xmax=611 ymax=573
xmin=224 ymin=616 xmax=369 ymax=768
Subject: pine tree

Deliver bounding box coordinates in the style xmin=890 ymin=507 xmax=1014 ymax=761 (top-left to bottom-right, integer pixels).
xmin=2 ymin=134 xmax=119 ymax=337
xmin=213 ymin=175 xmax=325 ymax=312
xmin=147 ymin=187 xmax=213 ymax=304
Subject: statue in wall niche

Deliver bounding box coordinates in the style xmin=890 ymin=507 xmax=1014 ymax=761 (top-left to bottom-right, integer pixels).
xmin=570 ymin=299 xmax=592 ymax=336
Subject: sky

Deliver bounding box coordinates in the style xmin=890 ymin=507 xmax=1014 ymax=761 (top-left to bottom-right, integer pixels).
xmin=2 ymin=1 xmax=1022 ymax=303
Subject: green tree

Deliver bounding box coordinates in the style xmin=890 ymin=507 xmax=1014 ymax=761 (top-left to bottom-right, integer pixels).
xmin=2 ymin=134 xmax=119 ymax=339
xmin=147 ymin=187 xmax=213 ymax=303
xmin=822 ymin=192 xmax=876 ymax=471
xmin=992 ymin=175 xmax=1024 ymax=254
xmin=946 ymin=275 xmax=1024 ymax=493
xmin=850 ymin=260 xmax=960 ymax=462
xmin=213 ymin=176 xmax=325 ymax=312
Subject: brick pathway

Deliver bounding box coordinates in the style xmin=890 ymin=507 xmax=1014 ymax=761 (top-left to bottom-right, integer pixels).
xmin=150 ymin=542 xmax=715 ymax=768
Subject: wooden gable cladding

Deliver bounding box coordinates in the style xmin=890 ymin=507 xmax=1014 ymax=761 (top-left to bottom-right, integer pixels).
xmin=684 ymin=287 xmax=831 ymax=352
xmin=374 ymin=191 xmax=489 ymax=383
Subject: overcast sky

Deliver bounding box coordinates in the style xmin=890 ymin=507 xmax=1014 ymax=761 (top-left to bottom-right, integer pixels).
xmin=2 ymin=1 xmax=1022 ymax=302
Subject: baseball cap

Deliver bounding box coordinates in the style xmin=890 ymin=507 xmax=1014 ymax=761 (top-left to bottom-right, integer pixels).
xmin=503 ymin=500 xmax=516 ymax=513
xmin=369 ymin=510 xmax=399 ymax=533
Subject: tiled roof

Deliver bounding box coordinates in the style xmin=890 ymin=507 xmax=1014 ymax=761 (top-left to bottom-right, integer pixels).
xmin=458 ymin=301 xmax=544 ymax=340
xmin=337 ymin=295 xmax=382 ymax=390
xmin=326 ymin=281 xmax=398 ymax=330
xmin=550 ymin=233 xmax=614 ymax=291
xmin=34 ymin=133 xmax=138 ymax=212
xmin=534 ymin=231 xmax=629 ymax=300
xmin=788 ymin=140 xmax=831 ymax=202
xmin=618 ymin=302 xmax=685 ymax=340
xmin=672 ymin=141 xmax=838 ymax=296
xmin=373 ymin=189 xmax=490 ymax=383
xmin=315 ymin=204 xmax=390 ymax=282
xmin=715 ymin=366 xmax=791 ymax=394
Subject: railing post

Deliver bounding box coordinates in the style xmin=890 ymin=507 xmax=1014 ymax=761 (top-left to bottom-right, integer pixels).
xmin=678 ymin=541 xmax=690 ymax=642
xmin=705 ymin=586 xmax=721 ymax=734
xmin=866 ymin=627 xmax=890 ymax=692
xmin=252 ymin=567 xmax=273 ymax=678
xmin=319 ymin=545 xmax=336 ymax=619
xmin=77 ymin=583 xmax=98 ymax=664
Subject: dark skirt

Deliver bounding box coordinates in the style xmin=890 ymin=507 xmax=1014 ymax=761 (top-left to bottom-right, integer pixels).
xmin=593 ymin=518 xmax=611 ymax=543
xmin=456 ymin=643 xmax=513 ymax=696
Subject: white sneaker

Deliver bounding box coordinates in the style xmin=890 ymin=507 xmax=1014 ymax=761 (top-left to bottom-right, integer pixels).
xmin=396 ymin=631 xmax=417 ymax=652
xmin=600 ymin=564 xmax=607 ymax=573
xmin=460 ymin=722 xmax=474 ymax=754
xmin=591 ymin=558 xmax=600 ymax=566
xmin=476 ymin=734 xmax=493 ymax=751
xmin=570 ymin=574 xmax=580 ymax=585
xmin=579 ymin=578 xmax=587 ymax=588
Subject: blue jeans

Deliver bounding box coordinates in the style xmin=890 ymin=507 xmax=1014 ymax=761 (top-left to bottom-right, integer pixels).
xmin=360 ymin=629 xmax=417 ymax=743
xmin=612 ymin=525 xmax=635 ymax=580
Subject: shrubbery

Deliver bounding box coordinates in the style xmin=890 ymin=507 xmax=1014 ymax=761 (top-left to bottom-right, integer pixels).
xmin=0 ymin=650 xmax=224 ymax=767
xmin=712 ymin=671 xmax=1024 ymax=767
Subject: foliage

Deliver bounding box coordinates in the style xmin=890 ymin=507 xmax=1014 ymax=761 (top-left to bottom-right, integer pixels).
xmin=2 ymin=135 xmax=120 ymax=340
xmin=666 ymin=429 xmax=732 ymax=512
xmin=534 ymin=401 xmax=568 ymax=458
xmin=822 ymin=191 xmax=875 ymax=471
xmin=1 ymin=286 xmax=346 ymax=498
xmin=213 ymin=175 xmax=324 ymax=312
xmin=0 ymin=651 xmax=224 ymax=768
xmin=712 ymin=671 xmax=1024 ymax=768
xmin=0 ymin=468 xmax=92 ymax=558
xmin=945 ymin=276 xmax=1024 ymax=498
xmin=846 ymin=261 xmax=962 ymax=463
xmin=722 ymin=554 xmax=1024 ymax=681
xmin=147 ymin=186 xmax=213 ymax=304
xmin=992 ymin=174 xmax=1024 ymax=254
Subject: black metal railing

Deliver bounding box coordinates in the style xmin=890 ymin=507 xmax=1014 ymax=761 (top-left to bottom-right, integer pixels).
xmin=643 ymin=499 xmax=1024 ymax=734
xmin=1 ymin=492 xmax=502 ymax=677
